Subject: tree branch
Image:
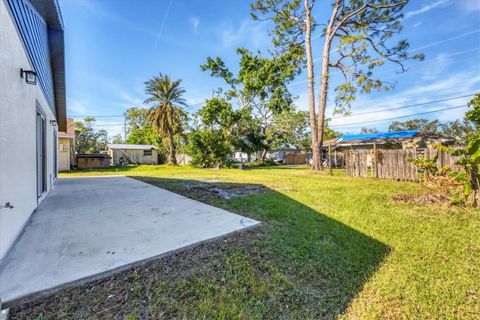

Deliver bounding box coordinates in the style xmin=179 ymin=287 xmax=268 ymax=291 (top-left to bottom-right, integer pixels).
xmin=331 ymin=1 xmax=407 ymax=37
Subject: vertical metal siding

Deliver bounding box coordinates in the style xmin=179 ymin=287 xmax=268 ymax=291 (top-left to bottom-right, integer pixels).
xmin=7 ymin=0 xmax=56 ymax=112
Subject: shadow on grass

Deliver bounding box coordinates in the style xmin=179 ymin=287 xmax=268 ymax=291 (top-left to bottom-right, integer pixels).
xmin=9 ymin=175 xmax=388 ymax=319
xmin=133 ymin=176 xmax=389 ymax=318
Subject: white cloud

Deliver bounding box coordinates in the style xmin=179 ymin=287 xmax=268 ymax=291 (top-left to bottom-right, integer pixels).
xmin=191 ymin=17 xmax=200 ymax=33
xmin=405 ymin=0 xmax=450 ymax=19
xmin=67 ymin=98 xmax=89 ymax=116
xmin=458 ymin=0 xmax=480 ymax=13
xmin=154 ymin=0 xmax=175 ymax=47
xmin=217 ymin=19 xmax=269 ymax=49
xmin=325 ymin=70 xmax=480 ymax=132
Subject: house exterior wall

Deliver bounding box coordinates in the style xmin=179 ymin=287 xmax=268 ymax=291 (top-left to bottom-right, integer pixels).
xmin=58 ymin=137 xmax=71 ymax=171
xmin=0 ymin=0 xmax=59 ymax=259
xmin=109 ymin=149 xmax=158 ymax=165
xmin=57 ymin=118 xmax=75 ymax=171
xmin=5 ymin=0 xmax=56 ymax=111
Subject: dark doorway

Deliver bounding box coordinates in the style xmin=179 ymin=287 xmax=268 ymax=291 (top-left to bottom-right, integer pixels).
xmin=36 ymin=109 xmax=46 ymax=199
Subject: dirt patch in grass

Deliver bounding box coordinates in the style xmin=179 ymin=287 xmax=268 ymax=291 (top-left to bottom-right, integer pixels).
xmin=9 ymin=228 xmax=270 ymax=319
xmin=135 ymin=176 xmax=268 ymax=202
xmin=391 ymin=192 xmax=452 ymax=205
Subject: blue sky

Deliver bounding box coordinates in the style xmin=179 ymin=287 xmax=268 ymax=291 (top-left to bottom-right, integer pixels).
xmin=59 ymin=0 xmax=480 ymax=137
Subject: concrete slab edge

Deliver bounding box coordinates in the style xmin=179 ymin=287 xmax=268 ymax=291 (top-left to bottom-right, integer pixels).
xmin=3 ymin=222 xmax=261 ymax=308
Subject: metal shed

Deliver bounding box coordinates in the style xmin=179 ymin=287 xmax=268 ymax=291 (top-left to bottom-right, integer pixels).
xmin=106 ymin=144 xmax=159 ymax=165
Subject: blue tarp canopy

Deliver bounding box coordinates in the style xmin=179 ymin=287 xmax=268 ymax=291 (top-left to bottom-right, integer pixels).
xmin=337 ymin=130 xmax=419 ymax=142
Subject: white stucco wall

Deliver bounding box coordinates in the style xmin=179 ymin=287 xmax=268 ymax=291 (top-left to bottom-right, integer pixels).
xmin=0 ymin=0 xmax=58 ymax=259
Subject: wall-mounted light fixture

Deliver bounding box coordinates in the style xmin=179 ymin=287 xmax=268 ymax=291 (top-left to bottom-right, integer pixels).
xmin=20 ymin=68 xmax=37 ymax=85
xmin=50 ymin=120 xmax=57 ymax=127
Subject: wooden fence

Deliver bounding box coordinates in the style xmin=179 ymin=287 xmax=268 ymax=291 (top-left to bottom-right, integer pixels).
xmin=344 ymin=148 xmax=460 ymax=182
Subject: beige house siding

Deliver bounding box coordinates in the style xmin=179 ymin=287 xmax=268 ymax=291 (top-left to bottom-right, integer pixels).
xmin=109 ymin=149 xmax=158 ymax=165
xmin=57 ymin=118 xmax=75 ymax=171
xmin=58 ymin=137 xmax=71 ymax=171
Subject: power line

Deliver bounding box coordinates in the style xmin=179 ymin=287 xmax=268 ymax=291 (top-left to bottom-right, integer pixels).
xmin=289 ymin=28 xmax=480 ymax=87
xmin=408 ymin=29 xmax=480 ymax=53
xmin=91 ymin=123 xmax=125 ymax=127
xmin=70 ymin=115 xmax=123 ymax=118
xmin=81 ymin=91 xmax=477 ymax=128
xmin=294 ymin=88 xmax=478 ymax=114
xmin=314 ymin=28 xmax=480 ymax=63
xmin=289 ymin=47 xmax=479 ymax=90
xmin=330 ymin=104 xmax=467 ymax=128
xmin=330 ymin=93 xmax=476 ymax=119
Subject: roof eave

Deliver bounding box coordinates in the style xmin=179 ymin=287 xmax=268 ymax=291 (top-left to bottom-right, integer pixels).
xmin=49 ymin=28 xmax=66 ymax=131
xmin=31 ymin=0 xmax=66 ymax=131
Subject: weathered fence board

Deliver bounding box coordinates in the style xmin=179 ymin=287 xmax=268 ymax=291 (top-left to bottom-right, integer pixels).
xmin=345 ymin=148 xmax=460 ymax=182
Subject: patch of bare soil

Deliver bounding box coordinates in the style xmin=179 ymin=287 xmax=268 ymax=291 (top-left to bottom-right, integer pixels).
xmin=8 ymin=227 xmax=268 ymax=320
xmin=392 ymin=193 xmax=452 ymax=205
xmin=188 ymin=183 xmax=267 ymax=199
xmin=134 ymin=177 xmax=268 ymax=202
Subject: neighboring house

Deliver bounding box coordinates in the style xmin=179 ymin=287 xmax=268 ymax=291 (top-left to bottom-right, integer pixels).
xmin=107 ymin=144 xmax=159 ymax=165
xmin=58 ymin=118 xmax=75 ymax=171
xmin=233 ymin=149 xmax=309 ymax=165
xmin=322 ymin=130 xmax=455 ymax=168
xmin=267 ymin=149 xmax=308 ymax=165
xmin=324 ymin=130 xmax=456 ymax=152
xmin=0 ymin=0 xmax=66 ymax=259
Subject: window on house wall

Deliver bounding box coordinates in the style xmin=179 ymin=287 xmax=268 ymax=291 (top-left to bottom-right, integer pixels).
xmin=144 ymin=149 xmax=152 ymax=156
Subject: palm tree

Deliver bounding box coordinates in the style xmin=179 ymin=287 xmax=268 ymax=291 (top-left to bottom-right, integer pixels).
xmin=144 ymin=73 xmax=187 ymax=164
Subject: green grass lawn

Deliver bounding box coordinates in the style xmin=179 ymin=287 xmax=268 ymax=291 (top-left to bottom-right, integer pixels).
xmin=21 ymin=166 xmax=479 ymax=319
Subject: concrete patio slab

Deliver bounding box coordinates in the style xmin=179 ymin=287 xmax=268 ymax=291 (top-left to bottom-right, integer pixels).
xmin=0 ymin=176 xmax=259 ymax=303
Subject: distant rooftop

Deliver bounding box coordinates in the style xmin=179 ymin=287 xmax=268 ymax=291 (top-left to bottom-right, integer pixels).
xmin=107 ymin=144 xmax=158 ymax=150
xmin=337 ymin=130 xmax=419 ymax=142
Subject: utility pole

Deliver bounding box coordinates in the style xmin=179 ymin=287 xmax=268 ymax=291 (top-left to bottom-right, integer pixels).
xmin=123 ymin=116 xmax=127 ymax=143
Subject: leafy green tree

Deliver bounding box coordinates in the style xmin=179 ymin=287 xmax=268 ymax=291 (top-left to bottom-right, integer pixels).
xmin=187 ymin=129 xmax=232 ymax=168
xmin=388 ymin=119 xmax=441 ymax=134
xmin=112 ymin=134 xmax=123 ymax=144
xmin=251 ymin=0 xmax=319 ymax=167
xmin=187 ymin=98 xmax=237 ymax=168
xmin=268 ymin=109 xmax=310 ymax=151
xmin=126 ymin=126 xmax=162 ymax=146
xmin=252 ymin=0 xmax=424 ymax=170
xmin=144 ymin=74 xmax=187 ymax=164
xmin=465 ymin=92 xmax=480 ymax=130
xmin=96 ymin=129 xmax=109 ymax=151
xmin=124 ymin=107 xmax=148 ymax=132
xmin=201 ymin=48 xmax=301 ymax=160
xmin=448 ymin=94 xmax=480 ymax=206
xmin=74 ymin=117 xmax=108 ymax=153
xmin=123 ymin=106 xmax=164 ymax=149
xmin=323 ymin=119 xmax=340 ymax=141
xmin=441 ymin=120 xmax=475 ymax=142
xmin=449 ymin=140 xmax=480 ymax=206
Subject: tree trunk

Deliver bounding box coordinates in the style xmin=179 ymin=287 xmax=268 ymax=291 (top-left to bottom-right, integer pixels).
xmin=260 ymin=149 xmax=268 ymax=162
xmin=471 ymin=168 xmax=479 ymax=207
xmin=304 ymin=0 xmax=320 ymax=171
xmin=316 ymin=3 xmax=339 ymax=171
xmin=168 ymin=129 xmax=177 ymax=165
xmin=316 ymin=42 xmax=332 ymax=171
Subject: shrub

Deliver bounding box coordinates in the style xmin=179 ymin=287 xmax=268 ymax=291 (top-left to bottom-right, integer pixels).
xmin=186 ymin=129 xmax=233 ymax=168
